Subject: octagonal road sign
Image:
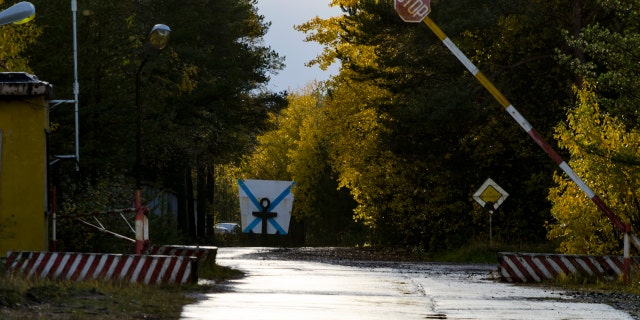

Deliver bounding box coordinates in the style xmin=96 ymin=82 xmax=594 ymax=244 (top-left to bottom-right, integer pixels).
xmin=238 ymin=179 xmax=294 ymax=235
xmin=395 ymin=0 xmax=431 ymax=23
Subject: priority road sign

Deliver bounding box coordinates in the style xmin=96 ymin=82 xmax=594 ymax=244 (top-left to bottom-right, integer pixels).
xmin=395 ymin=0 xmax=431 ymax=23
xmin=473 ymin=178 xmax=508 ymax=211
xmin=238 ymin=179 xmax=294 ymax=235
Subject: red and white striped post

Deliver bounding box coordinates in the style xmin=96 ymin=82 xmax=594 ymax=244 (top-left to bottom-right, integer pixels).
xmin=51 ymin=186 xmax=58 ymax=252
xmin=624 ymin=224 xmax=631 ymax=284
xmin=395 ymin=4 xmax=637 ymax=281
xmin=134 ymin=189 xmax=149 ymax=255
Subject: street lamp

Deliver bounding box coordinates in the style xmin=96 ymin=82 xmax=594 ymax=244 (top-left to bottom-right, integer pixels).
xmin=0 ymin=2 xmax=35 ymax=26
xmin=134 ymin=24 xmax=171 ymax=255
xmin=135 ymin=24 xmax=171 ymax=189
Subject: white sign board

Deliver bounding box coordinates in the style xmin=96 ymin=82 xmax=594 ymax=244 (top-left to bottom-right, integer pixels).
xmin=238 ymin=179 xmax=294 ymax=234
xmin=473 ymin=178 xmax=508 ymax=211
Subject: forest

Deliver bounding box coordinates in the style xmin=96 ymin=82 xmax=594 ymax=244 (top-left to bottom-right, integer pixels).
xmin=2 ymin=0 xmax=639 ymax=255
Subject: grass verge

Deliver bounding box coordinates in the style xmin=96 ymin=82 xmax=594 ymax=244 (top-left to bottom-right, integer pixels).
xmin=431 ymin=240 xmax=558 ymax=263
xmin=0 ymin=258 xmax=244 ymax=320
xmin=541 ymin=271 xmax=640 ymax=296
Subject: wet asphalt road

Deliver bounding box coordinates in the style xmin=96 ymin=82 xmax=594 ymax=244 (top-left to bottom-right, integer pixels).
xmin=181 ymin=247 xmax=633 ymax=320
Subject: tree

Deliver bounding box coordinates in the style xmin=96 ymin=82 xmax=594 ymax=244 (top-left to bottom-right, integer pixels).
xmin=547 ymin=0 xmax=640 ymax=254
xmin=26 ymin=0 xmax=284 ymax=246
xmin=556 ymin=2 xmax=640 ymax=127
xmin=548 ymin=83 xmax=640 ymax=254
xmin=0 ymin=0 xmax=41 ymax=72
xmin=242 ymin=82 xmax=359 ymax=245
xmin=296 ymin=0 xmax=574 ymax=248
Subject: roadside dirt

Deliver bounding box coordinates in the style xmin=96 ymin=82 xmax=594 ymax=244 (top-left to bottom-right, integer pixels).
xmin=566 ymin=290 xmax=640 ymax=319
xmin=263 ymin=246 xmax=424 ymax=263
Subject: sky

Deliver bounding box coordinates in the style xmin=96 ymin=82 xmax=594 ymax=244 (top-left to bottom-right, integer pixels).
xmin=256 ymin=0 xmax=341 ymax=93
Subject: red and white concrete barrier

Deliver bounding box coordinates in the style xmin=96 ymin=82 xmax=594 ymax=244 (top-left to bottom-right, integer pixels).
xmin=146 ymin=245 xmax=217 ymax=263
xmin=498 ymin=252 xmax=640 ymax=283
xmin=5 ymin=251 xmax=198 ymax=284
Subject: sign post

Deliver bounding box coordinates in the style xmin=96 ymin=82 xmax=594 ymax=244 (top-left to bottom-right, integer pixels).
xmin=473 ymin=178 xmax=508 ymax=246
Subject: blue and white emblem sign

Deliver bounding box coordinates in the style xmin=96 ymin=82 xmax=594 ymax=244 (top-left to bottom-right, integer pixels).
xmin=238 ymin=179 xmax=294 ymax=234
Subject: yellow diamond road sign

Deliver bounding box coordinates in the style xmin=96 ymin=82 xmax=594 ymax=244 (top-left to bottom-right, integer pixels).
xmin=473 ymin=178 xmax=508 ymax=210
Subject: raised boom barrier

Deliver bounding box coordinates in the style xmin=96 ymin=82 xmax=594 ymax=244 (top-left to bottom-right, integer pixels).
xmin=392 ymin=3 xmax=640 ymax=283
xmin=5 ymin=251 xmax=198 ymax=284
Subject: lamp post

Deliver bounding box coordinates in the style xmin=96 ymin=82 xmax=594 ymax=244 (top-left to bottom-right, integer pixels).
xmin=0 ymin=1 xmax=35 ymax=26
xmin=50 ymin=0 xmax=80 ymax=253
xmin=134 ymin=24 xmax=171 ymax=255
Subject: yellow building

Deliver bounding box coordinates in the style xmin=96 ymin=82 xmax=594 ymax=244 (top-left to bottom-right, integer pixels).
xmin=0 ymin=72 xmax=52 ymax=257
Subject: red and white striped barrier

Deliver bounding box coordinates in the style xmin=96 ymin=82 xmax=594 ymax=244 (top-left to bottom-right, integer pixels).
xmin=146 ymin=245 xmax=217 ymax=263
xmin=5 ymin=251 xmax=198 ymax=284
xmin=498 ymin=252 xmax=640 ymax=283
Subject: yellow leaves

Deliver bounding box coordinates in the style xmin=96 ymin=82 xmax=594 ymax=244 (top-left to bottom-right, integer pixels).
xmin=548 ymin=82 xmax=640 ymax=254
xmin=178 ymin=64 xmax=199 ymax=94
xmin=330 ymin=0 xmax=363 ymax=7
xmin=330 ymin=0 xmax=386 ymax=7
xmin=295 ymin=15 xmax=342 ymax=71
xmin=0 ymin=18 xmax=41 ymax=72
xmin=244 ymin=83 xmax=327 ymax=182
xmin=295 ymin=1 xmax=381 ymax=73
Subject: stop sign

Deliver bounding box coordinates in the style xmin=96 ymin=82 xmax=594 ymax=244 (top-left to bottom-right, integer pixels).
xmin=395 ymin=0 xmax=431 ymax=23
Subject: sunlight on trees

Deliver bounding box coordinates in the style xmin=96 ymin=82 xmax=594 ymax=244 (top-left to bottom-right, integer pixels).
xmin=548 ymin=83 xmax=640 ymax=254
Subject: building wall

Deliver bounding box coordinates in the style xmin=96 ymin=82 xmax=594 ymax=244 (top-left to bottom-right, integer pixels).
xmin=0 ymin=94 xmax=49 ymax=257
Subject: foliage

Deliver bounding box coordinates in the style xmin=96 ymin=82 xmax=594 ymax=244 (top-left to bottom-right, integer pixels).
xmin=54 ymin=174 xmax=136 ymax=253
xmin=433 ymin=240 xmax=559 ymax=263
xmin=548 ymin=83 xmax=640 ymax=254
xmin=0 ymin=278 xmax=194 ymax=319
xmin=555 ymin=0 xmax=640 ymax=127
xmin=287 ymin=84 xmax=360 ymax=245
xmin=25 ymin=0 xmax=284 ymax=241
xmin=0 ymin=0 xmax=41 ymax=72
xmin=212 ymin=164 xmax=243 ymax=224
xmin=546 ymin=272 xmax=640 ymax=298
xmin=241 ymin=82 xmax=360 ymax=245
xmin=547 ymin=0 xmax=640 ymax=254
xmin=292 ymin=0 xmax=573 ymax=249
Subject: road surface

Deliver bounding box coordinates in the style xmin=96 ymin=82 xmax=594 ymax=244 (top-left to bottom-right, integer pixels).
xmin=181 ymin=247 xmax=633 ymax=319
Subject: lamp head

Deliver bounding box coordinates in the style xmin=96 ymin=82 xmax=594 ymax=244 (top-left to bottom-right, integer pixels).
xmin=147 ymin=24 xmax=171 ymax=51
xmin=0 ymin=2 xmax=35 ymax=26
